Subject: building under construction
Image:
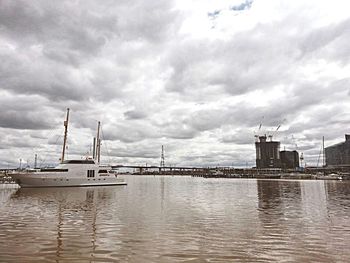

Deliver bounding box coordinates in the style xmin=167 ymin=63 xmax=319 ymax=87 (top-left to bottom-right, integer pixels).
xmin=255 ymin=135 xmax=282 ymax=169
xmin=325 ymin=134 xmax=350 ymax=167
xmin=255 ymin=135 xmax=299 ymax=169
xmin=280 ymin=150 xmax=299 ymax=169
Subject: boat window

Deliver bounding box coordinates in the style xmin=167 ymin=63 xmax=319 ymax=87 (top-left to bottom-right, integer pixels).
xmin=87 ymin=170 xmax=95 ymax=178
xmin=40 ymin=168 xmax=69 ymax=172
xmin=63 ymin=160 xmax=95 ymax=164
xmin=98 ymin=170 xmax=108 ymax=173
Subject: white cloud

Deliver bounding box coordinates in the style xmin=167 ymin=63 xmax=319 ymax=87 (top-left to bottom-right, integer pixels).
xmin=0 ymin=0 xmax=350 ymax=168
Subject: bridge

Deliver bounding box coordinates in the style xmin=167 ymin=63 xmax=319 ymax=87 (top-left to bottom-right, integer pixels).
xmin=1 ymin=165 xmax=298 ymax=178
xmin=111 ymin=165 xmax=216 ymax=175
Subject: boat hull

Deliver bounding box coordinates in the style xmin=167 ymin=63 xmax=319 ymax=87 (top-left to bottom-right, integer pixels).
xmin=10 ymin=174 xmax=127 ymax=188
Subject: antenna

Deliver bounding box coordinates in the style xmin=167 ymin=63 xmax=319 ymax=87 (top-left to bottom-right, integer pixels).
xmin=160 ymin=145 xmax=165 ymax=167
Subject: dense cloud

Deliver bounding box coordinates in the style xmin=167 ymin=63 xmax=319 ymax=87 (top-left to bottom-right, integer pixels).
xmin=1 ymin=0 xmax=350 ymax=168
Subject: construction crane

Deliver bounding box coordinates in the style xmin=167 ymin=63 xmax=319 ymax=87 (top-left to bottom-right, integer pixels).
xmin=291 ymin=135 xmax=298 ymax=150
xmin=267 ymin=124 xmax=281 ymax=141
xmin=254 ymin=116 xmax=264 ymax=142
xmin=268 ymin=118 xmax=286 ymax=141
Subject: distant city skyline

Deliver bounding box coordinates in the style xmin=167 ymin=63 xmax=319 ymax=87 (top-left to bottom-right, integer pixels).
xmin=0 ymin=0 xmax=350 ymax=168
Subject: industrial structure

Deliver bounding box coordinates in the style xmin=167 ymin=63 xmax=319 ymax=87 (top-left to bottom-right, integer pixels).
xmin=325 ymin=134 xmax=350 ymax=167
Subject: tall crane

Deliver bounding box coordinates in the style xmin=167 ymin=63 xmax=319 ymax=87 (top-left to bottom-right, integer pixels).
xmin=269 ymin=118 xmax=286 ymax=141
xmin=254 ymin=116 xmax=264 ymax=142
xmin=269 ymin=124 xmax=281 ymax=141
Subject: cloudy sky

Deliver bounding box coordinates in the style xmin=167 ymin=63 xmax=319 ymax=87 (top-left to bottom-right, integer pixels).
xmin=1 ymin=0 xmax=350 ymax=168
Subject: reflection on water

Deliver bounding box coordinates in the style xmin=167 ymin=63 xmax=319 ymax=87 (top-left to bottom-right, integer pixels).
xmin=0 ymin=177 xmax=349 ymax=262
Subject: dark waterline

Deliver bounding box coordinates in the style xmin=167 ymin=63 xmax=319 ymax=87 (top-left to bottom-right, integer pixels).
xmin=0 ymin=177 xmax=350 ymax=262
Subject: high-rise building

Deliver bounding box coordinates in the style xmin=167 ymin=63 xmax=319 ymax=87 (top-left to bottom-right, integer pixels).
xmin=255 ymin=135 xmax=281 ymax=168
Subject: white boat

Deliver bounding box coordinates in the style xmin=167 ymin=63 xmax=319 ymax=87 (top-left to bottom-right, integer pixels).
xmin=10 ymin=109 xmax=127 ymax=188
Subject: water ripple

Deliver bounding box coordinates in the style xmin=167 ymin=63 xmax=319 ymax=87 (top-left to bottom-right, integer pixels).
xmin=0 ymin=178 xmax=350 ymax=262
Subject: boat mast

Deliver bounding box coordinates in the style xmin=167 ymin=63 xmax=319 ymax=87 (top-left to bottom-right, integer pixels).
xmin=92 ymin=137 xmax=96 ymax=159
xmin=95 ymin=121 xmax=101 ymax=164
xmin=61 ymin=108 xmax=70 ymax=163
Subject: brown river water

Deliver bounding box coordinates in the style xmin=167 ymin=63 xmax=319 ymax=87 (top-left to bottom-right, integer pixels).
xmin=0 ymin=176 xmax=349 ymax=262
